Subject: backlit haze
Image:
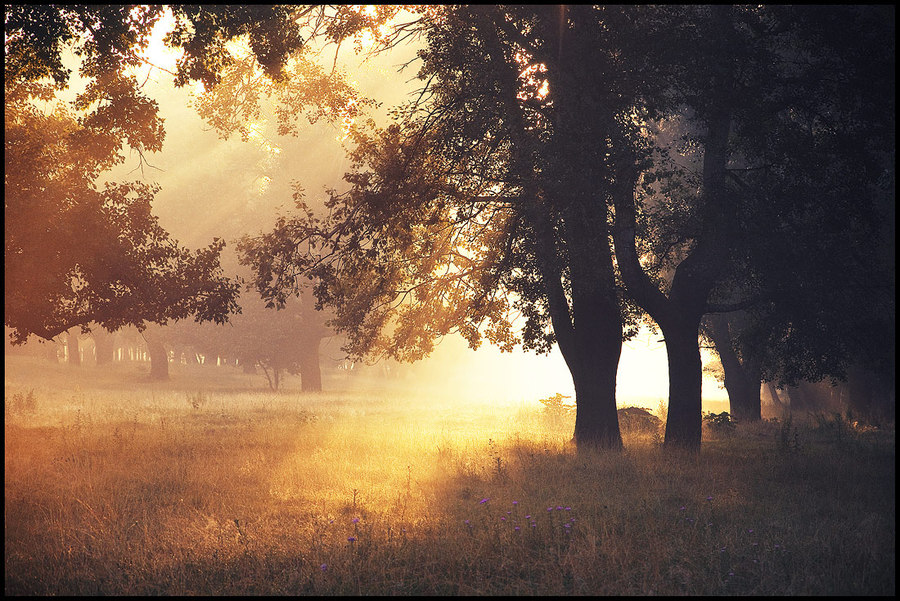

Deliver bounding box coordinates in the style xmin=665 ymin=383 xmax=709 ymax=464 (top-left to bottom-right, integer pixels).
xmin=100 ymin=9 xmax=727 ymax=411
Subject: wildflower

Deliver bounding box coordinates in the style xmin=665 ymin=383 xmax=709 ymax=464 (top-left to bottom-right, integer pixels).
xmin=464 ymin=519 xmax=470 ymax=525
xmin=320 ymin=563 xmax=328 ymax=572
xmin=501 ymin=516 xmax=506 ymax=521
xmin=556 ymin=506 xmax=563 ymax=510
xmin=525 ymin=515 xmax=531 ymax=520
xmin=512 ymin=500 xmax=518 ymax=505
xmin=348 ymin=536 xmax=357 ymax=542
xmin=680 ymin=506 xmax=686 ymax=511
xmin=352 ymin=518 xmax=360 ymax=524
xmin=514 ymin=526 xmax=520 ymax=531
xmin=565 ymin=507 xmax=571 ymax=511
xmin=706 ymin=496 xmax=713 ymax=501
xmin=548 ymin=507 xmax=553 ymax=512
xmin=479 ymin=498 xmax=489 ymax=504
xmin=748 ymin=529 xmax=754 ymax=533
xmin=506 ymin=511 xmax=511 ymax=515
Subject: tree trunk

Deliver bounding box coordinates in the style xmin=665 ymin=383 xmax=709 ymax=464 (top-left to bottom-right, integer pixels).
xmin=66 ymin=328 xmax=81 ymax=366
xmin=147 ymin=339 xmax=169 ymax=380
xmin=660 ymin=317 xmax=704 ymax=452
xmin=705 ymin=313 xmax=762 ymax=422
xmin=45 ymin=339 xmax=61 ymax=363
xmin=566 ymin=323 xmax=623 ymax=449
xmin=92 ymin=329 xmax=115 ymax=366
xmin=766 ymin=381 xmax=785 ymax=414
xmin=297 ymin=336 xmax=323 ymax=392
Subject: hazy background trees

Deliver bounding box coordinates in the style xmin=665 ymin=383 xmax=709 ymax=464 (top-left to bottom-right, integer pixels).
xmin=5 ymin=5 xmax=893 ymax=442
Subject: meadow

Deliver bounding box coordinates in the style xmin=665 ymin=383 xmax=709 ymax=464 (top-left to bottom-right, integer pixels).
xmin=4 ymin=354 xmax=895 ymax=595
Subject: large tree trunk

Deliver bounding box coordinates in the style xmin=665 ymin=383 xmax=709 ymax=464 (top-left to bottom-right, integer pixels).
xmin=297 ymin=336 xmax=323 ymax=392
xmin=567 ymin=320 xmax=623 ymax=450
xmin=66 ymin=328 xmax=81 ymax=366
xmin=705 ymin=313 xmax=762 ymax=422
xmin=92 ymin=328 xmax=115 ymax=366
xmin=145 ymin=336 xmax=169 ymax=380
xmin=659 ymin=316 xmax=704 ymax=451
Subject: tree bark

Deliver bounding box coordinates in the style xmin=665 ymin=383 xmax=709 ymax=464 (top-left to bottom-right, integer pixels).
xmin=297 ymin=336 xmax=323 ymax=392
xmin=705 ymin=313 xmax=762 ymax=422
xmin=146 ymin=338 xmax=169 ymax=380
xmin=569 ymin=331 xmax=623 ymax=449
xmin=92 ymin=328 xmax=115 ymax=366
xmin=66 ymin=328 xmax=81 ymax=366
xmin=658 ymin=316 xmax=704 ymax=451
xmin=527 ymin=194 xmax=623 ymax=451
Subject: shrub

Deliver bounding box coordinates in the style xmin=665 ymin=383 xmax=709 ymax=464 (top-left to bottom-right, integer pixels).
xmin=617 ymin=406 xmax=663 ymax=435
xmin=703 ymin=411 xmax=736 ymax=436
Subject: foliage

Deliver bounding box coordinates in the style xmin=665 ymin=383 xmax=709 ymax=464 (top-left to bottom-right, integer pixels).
xmin=537 ymin=393 xmax=576 ymax=418
xmin=617 ymin=406 xmax=663 ymax=435
xmin=6 ymin=389 xmax=38 ymax=416
xmin=3 ymin=5 xmax=310 ymax=342
xmin=703 ymin=411 xmax=737 ymax=436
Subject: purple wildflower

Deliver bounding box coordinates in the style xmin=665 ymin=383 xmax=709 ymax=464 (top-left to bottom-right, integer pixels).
xmin=320 ymin=563 xmax=328 ymax=572
xmin=348 ymin=536 xmax=356 ymax=542
xmin=352 ymin=517 xmax=360 ymax=524
xmin=479 ymin=498 xmax=489 ymax=504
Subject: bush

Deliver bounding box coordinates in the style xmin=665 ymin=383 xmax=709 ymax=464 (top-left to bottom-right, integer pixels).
xmin=617 ymin=406 xmax=663 ymax=435
xmin=703 ymin=411 xmax=736 ymax=437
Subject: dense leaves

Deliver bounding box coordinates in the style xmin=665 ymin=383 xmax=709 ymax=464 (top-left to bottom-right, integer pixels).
xmin=4 ymin=5 xmax=308 ymax=342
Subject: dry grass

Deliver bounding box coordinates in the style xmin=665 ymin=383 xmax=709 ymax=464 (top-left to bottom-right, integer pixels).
xmin=4 ymin=355 xmax=895 ymax=595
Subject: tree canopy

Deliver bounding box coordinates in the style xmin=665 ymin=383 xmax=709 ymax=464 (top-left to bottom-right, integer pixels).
xmin=4 ymin=5 xmax=309 ymax=342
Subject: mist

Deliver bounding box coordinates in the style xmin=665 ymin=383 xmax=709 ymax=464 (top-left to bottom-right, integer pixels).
xmin=5 ymin=6 xmax=893 ymax=596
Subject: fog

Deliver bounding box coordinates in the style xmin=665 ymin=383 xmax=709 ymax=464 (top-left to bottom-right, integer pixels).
xmin=35 ymin=10 xmax=730 ymax=411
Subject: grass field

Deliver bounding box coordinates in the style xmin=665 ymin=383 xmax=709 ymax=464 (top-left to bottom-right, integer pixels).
xmin=4 ymin=354 xmax=895 ymax=595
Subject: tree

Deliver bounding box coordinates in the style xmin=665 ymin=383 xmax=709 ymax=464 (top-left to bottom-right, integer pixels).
xmin=168 ymin=289 xmax=333 ymax=391
xmin=610 ymin=5 xmax=894 ymax=448
xmin=4 ymin=5 xmax=309 ymax=344
xmin=238 ymin=5 xmax=647 ymax=449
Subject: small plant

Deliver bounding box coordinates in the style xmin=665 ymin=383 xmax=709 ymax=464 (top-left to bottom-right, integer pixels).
xmin=7 ymin=389 xmax=38 ymax=415
xmin=777 ymin=414 xmax=803 ymax=454
xmin=813 ymin=412 xmax=846 ymax=443
xmin=703 ymin=411 xmax=736 ymax=436
xmin=187 ymin=390 xmax=208 ymax=410
xmin=538 ymin=393 xmax=576 ymax=417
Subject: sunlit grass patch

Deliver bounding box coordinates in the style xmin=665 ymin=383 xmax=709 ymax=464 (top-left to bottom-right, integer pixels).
xmin=4 ymin=356 xmax=895 ymax=595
